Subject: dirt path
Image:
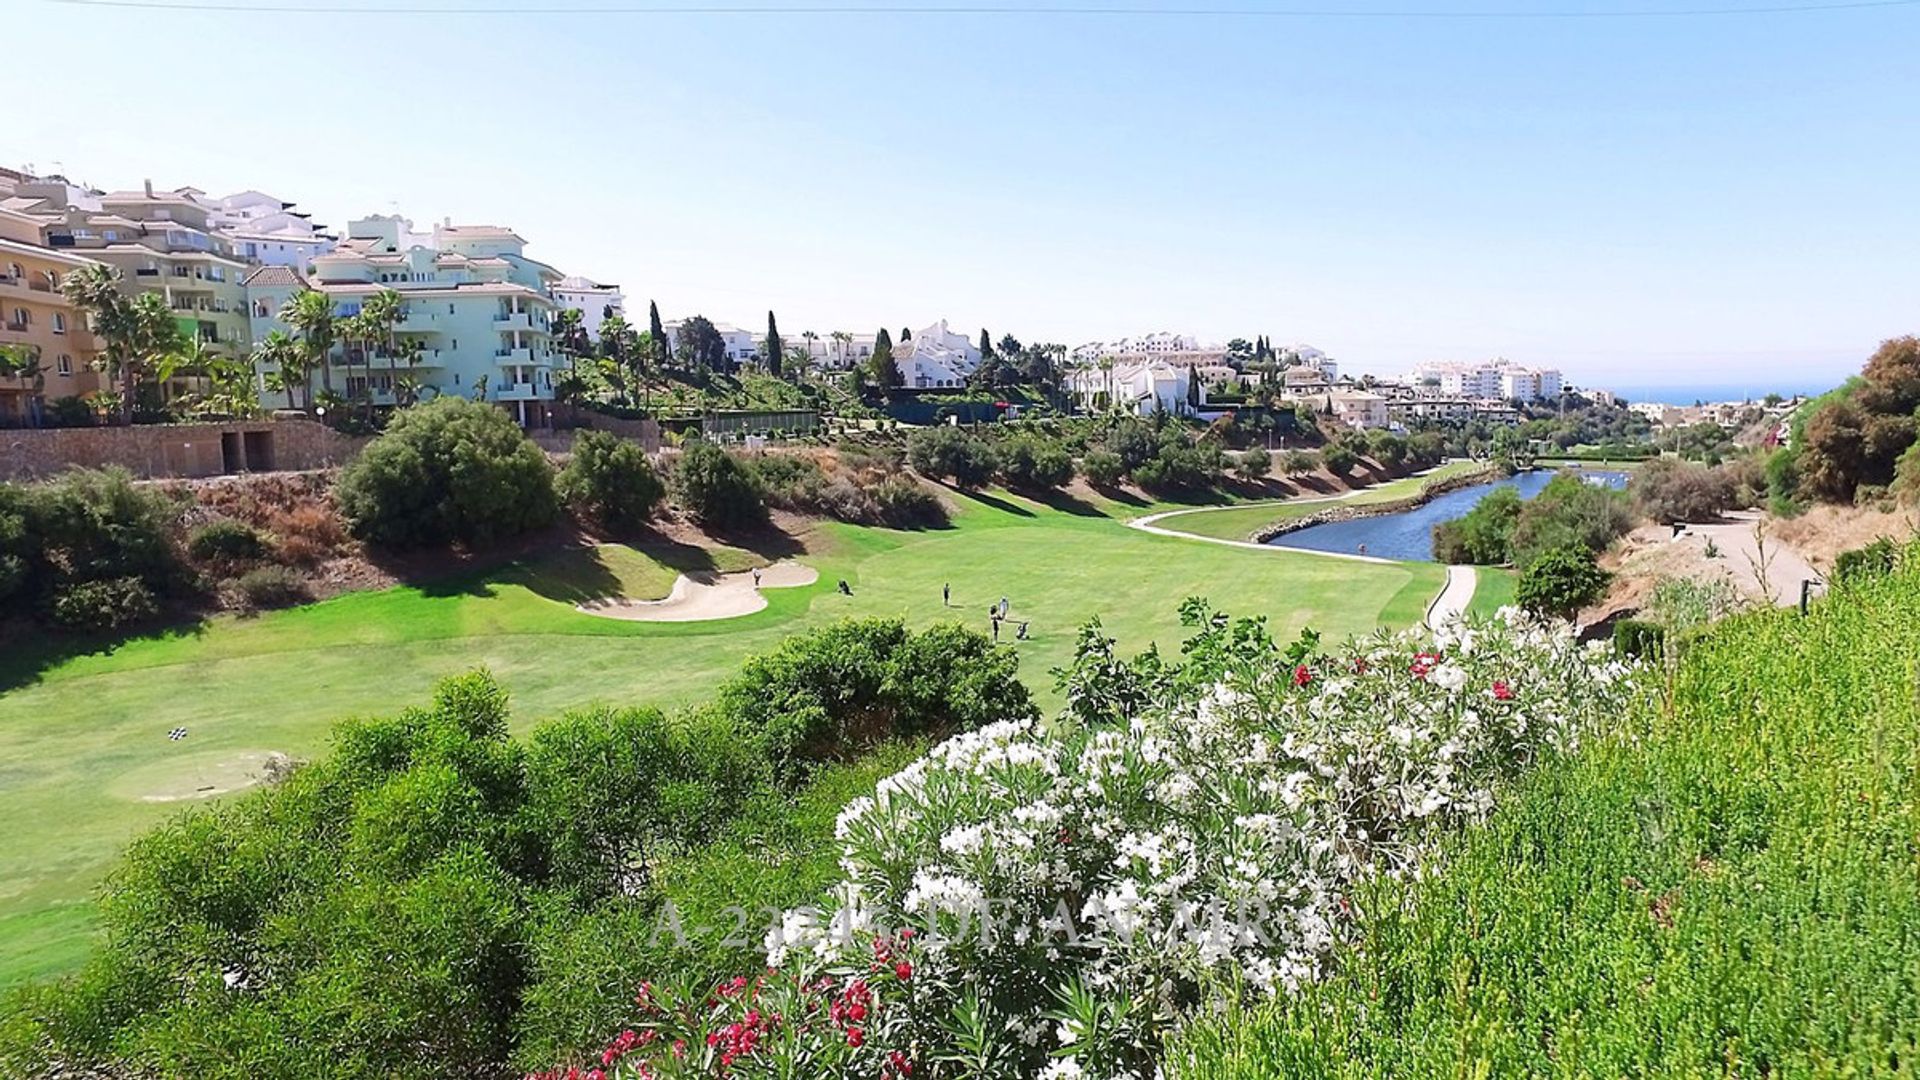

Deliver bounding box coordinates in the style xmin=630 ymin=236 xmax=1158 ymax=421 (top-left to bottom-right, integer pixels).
xmin=578 ymin=560 xmax=819 ymax=622
xmin=1426 ymin=564 xmax=1479 ymax=627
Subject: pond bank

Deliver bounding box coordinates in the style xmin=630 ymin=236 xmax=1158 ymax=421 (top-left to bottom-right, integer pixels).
xmin=1250 ymin=464 xmax=1498 ymax=544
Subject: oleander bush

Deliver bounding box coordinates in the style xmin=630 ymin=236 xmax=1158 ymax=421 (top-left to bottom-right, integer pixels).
xmin=671 ymin=439 xmax=767 ymax=530
xmin=0 ymin=468 xmax=183 ymax=631
xmin=549 ymin=605 xmax=1638 ymax=1079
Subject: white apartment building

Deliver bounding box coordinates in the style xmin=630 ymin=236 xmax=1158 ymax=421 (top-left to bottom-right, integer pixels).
xmin=1411 ymin=359 xmax=1563 ymax=402
xmin=552 ymin=275 xmax=625 ymax=340
xmin=897 ymin=318 xmax=982 ymax=386
xmin=245 ymin=213 xmax=563 ymax=426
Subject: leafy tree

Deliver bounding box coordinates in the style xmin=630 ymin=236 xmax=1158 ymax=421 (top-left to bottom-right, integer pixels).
xmin=1226 ymin=338 xmax=1253 ymax=364
xmin=336 ymin=397 xmax=557 ymax=548
xmin=1236 ymin=445 xmax=1272 ymax=483
xmin=997 ymin=436 xmax=1073 ymax=491
xmin=675 ymin=315 xmax=728 ymax=375
xmin=998 ymin=333 xmax=1023 ymax=359
xmin=1631 ymin=457 xmax=1740 ymax=525
xmin=556 ymin=430 xmax=665 ymax=530
xmin=1082 ymin=448 xmax=1125 ymax=488
xmin=764 ymin=311 xmax=783 ymax=379
xmin=1855 ymin=335 xmax=1920 ymax=416
xmin=671 ymin=440 xmax=766 ymax=530
xmin=1322 ymin=443 xmax=1360 ymax=478
xmin=0 ymin=344 xmax=46 ymax=426
xmin=869 ymin=328 xmax=899 ymax=389
xmin=1517 ymin=544 xmax=1611 ymax=619
xmin=1282 ymin=449 xmax=1320 ymax=475
xmin=1432 ymin=487 xmax=1523 ymax=564
xmin=906 ymin=426 xmax=997 ymax=488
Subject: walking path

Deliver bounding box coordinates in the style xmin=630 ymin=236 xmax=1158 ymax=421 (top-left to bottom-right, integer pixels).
xmin=577 ymin=560 xmax=818 ymax=622
xmin=1425 ymin=564 xmax=1478 ymax=627
xmin=1126 ymin=509 xmax=1399 ymax=564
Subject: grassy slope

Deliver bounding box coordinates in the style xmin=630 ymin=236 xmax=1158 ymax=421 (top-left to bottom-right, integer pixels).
xmin=1151 ymin=460 xmax=1487 ymax=542
xmin=1174 ymin=557 xmax=1920 ymax=1077
xmin=1466 ymin=566 xmax=1517 ymax=618
xmin=0 ymin=488 xmax=1442 ymax=987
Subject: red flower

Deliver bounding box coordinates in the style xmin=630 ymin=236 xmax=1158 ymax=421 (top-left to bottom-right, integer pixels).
xmin=1292 ymin=664 xmax=1312 ymax=687
xmin=847 ymin=1027 xmax=865 ymax=1048
xmin=1492 ymin=679 xmax=1514 ymax=701
xmin=1410 ymin=651 xmax=1441 ymax=679
xmin=894 ymin=960 xmax=913 ymax=981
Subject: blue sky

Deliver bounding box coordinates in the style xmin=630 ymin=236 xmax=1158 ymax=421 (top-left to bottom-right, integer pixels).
xmin=10 ymin=0 xmax=1918 ymax=390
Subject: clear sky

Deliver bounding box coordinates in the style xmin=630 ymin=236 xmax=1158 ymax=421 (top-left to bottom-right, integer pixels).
xmin=10 ymin=0 xmax=1918 ymax=390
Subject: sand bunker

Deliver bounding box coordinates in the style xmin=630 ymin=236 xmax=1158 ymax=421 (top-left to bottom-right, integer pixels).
xmin=578 ymin=560 xmax=819 ymax=622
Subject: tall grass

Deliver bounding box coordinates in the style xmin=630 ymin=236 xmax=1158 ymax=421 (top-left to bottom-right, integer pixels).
xmin=1173 ymin=551 xmax=1920 ymax=1077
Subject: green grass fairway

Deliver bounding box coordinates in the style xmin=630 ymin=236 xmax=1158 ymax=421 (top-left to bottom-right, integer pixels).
xmin=0 ymin=489 xmax=1443 ymax=987
xmin=1467 ymin=567 xmax=1517 ymax=617
xmin=1150 ymin=460 xmax=1488 ymax=542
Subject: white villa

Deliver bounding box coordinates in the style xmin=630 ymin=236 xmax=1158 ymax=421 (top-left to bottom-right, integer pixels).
xmin=894 ymin=319 xmax=983 ymax=389
xmin=1066 ymin=358 xmax=1202 ymax=417
xmin=552 ymin=275 xmax=625 ymax=340
xmin=1410 ymin=359 xmax=1563 ymax=402
xmin=245 ymin=213 xmax=563 ymax=426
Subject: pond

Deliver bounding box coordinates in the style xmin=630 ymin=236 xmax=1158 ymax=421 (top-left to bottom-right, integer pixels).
xmin=1264 ymin=467 xmax=1630 ymax=563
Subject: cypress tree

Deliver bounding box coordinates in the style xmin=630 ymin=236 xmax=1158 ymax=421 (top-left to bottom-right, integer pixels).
xmin=765 ymin=310 xmax=783 ymax=378
xmin=871 ymin=327 xmax=898 ymax=388
xmin=979 ymin=328 xmax=993 ymax=359
xmin=648 ymin=300 xmax=670 ymax=364
xmin=1187 ymin=365 xmax=1203 ymax=411
xmin=901 ymin=327 xmax=912 ymax=343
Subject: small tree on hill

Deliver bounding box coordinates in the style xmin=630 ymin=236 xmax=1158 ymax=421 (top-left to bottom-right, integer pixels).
xmin=1322 ymin=443 xmax=1360 ymax=478
xmin=675 ymin=315 xmax=728 ymax=376
xmin=1517 ymin=544 xmax=1611 ymax=620
xmin=979 ymin=329 xmax=993 ymax=360
xmin=672 ymin=440 xmax=766 ymax=530
xmin=336 ymin=397 xmax=557 ymax=548
xmin=557 ymin=430 xmax=665 ymax=531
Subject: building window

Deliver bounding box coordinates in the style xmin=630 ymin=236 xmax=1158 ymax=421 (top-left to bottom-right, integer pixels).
xmin=52 ymin=312 xmax=66 ymax=334
xmin=57 ymin=354 xmax=72 ymax=376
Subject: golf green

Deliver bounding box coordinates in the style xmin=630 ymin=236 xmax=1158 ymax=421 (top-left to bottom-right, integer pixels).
xmin=0 ymin=486 xmax=1449 ymax=987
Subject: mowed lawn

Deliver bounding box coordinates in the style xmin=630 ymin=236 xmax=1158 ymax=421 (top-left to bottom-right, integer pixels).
xmin=1151 ymin=460 xmax=1488 ymax=543
xmin=0 ymin=488 xmax=1444 ymax=987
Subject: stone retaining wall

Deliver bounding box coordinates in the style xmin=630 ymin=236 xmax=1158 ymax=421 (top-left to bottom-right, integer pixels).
xmin=0 ymin=419 xmax=368 ymax=482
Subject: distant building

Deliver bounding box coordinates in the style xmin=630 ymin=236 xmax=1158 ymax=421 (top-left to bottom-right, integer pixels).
xmin=0 ymin=207 xmax=108 ymax=423
xmin=551 ymin=275 xmax=625 ymax=341
xmin=893 ymin=319 xmax=983 ymax=389
xmin=1411 ymin=358 xmax=1562 ymax=402
xmin=247 ymin=212 xmax=564 ymax=426
xmin=1065 ymin=358 xmax=1202 ymax=417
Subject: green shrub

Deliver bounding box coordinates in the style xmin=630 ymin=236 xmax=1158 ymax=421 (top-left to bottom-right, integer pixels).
xmin=1282 ymin=449 xmax=1320 ymax=475
xmin=1834 ymin=536 xmax=1900 ymax=582
xmin=712 ymin=619 xmax=1036 ymax=781
xmin=188 ymin=519 xmax=269 ymax=563
xmin=1133 ymin=438 xmax=1225 ymax=493
xmin=1235 ymin=445 xmax=1272 ymax=482
xmin=1516 ymin=544 xmax=1611 ymax=619
xmin=0 ymin=484 xmax=28 ymax=609
xmin=336 ymin=397 xmax=557 ymax=548
xmin=1081 ymin=448 xmax=1125 ymax=487
xmin=556 ymin=430 xmax=665 ymax=531
xmin=1508 ymin=474 xmax=1633 ymax=569
xmin=1631 ymin=456 xmax=1738 ymax=525
xmin=869 ymin=473 xmax=947 ymax=528
xmin=905 ymin=426 xmax=997 ymax=488
xmin=670 ymin=440 xmax=766 ymax=530
xmin=1432 ymin=487 xmax=1522 ymax=564
xmin=997 ymin=436 xmax=1074 ymax=491
xmin=234 ymin=565 xmax=307 ymax=610
xmin=48 ymin=575 xmax=159 ymax=632
xmin=1322 ymin=443 xmax=1360 ymax=478
xmin=1611 ymin=618 xmax=1665 ymax=659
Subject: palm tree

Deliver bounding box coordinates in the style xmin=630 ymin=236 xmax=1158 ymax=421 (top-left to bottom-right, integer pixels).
xmin=553 ymin=307 xmax=589 ymax=387
xmin=279 ymin=290 xmax=337 ymax=410
xmin=61 ymin=263 xmax=155 ymax=425
xmin=357 ymin=289 xmax=403 ymax=423
xmin=250 ymin=331 xmax=303 ymax=412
